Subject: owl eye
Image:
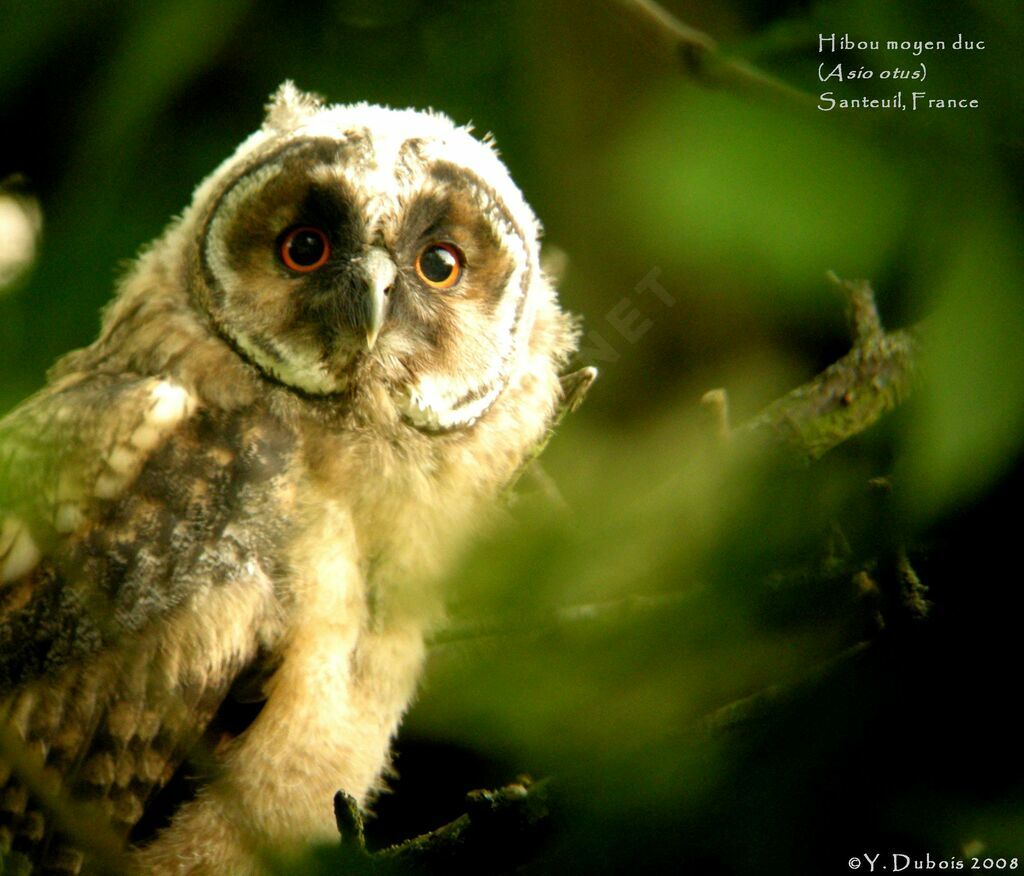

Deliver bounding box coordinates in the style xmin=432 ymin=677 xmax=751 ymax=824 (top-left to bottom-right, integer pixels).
xmin=415 ymin=242 xmax=463 ymax=289
xmin=278 ymin=226 xmax=330 ymax=273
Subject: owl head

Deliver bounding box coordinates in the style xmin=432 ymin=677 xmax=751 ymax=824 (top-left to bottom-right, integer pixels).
xmin=159 ymin=82 xmax=576 ymax=433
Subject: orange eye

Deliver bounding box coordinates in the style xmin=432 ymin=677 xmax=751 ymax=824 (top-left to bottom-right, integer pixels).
xmin=278 ymin=226 xmax=330 ymax=273
xmin=415 ymin=242 xmax=463 ymax=289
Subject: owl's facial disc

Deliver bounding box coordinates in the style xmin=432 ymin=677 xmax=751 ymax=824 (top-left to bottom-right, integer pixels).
xmin=198 ymin=127 xmax=540 ymax=432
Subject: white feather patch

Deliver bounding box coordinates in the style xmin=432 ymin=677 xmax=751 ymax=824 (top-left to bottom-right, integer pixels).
xmin=229 ymin=326 xmax=347 ymax=396
xmin=94 ymin=379 xmax=196 ymax=500
xmin=1 ymin=518 xmax=40 ymax=583
xmin=149 ymin=380 xmax=195 ymax=425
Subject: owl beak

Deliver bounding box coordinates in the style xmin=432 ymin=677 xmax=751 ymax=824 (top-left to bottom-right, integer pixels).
xmin=357 ymin=247 xmax=396 ymax=351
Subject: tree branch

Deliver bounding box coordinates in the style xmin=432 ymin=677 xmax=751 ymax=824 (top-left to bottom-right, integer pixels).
xmin=338 ymin=778 xmax=551 ymax=875
xmin=605 ymin=0 xmax=814 ymax=106
xmin=441 ymin=276 xmax=918 ymax=649
xmin=412 ymin=277 xmax=921 ymax=870
xmin=732 ymin=275 xmax=917 ymax=460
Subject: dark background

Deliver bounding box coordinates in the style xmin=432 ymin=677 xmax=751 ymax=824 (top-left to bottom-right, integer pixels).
xmin=2 ymin=1 xmax=1022 ymax=873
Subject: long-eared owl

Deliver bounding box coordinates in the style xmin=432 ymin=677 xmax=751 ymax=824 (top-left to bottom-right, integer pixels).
xmin=0 ymin=83 xmax=583 ymax=873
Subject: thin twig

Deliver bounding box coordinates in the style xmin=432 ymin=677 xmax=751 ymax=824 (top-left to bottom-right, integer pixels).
xmin=333 ymin=791 xmax=368 ymax=855
xmin=897 ymin=548 xmax=930 ymax=619
xmin=700 ymin=388 xmax=732 ymax=443
xmin=830 ymin=271 xmax=883 ymax=345
xmin=606 ymin=0 xmax=814 ymax=106
xmin=374 ymin=778 xmax=550 ymax=873
xmin=432 ymin=591 xmax=687 ymax=648
xmin=703 ymin=640 xmax=872 ymax=732
xmin=502 ymin=366 xmax=597 ymax=500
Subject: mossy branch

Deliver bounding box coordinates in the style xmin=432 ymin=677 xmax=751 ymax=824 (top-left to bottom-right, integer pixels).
xmin=730 ymin=274 xmax=917 ymax=461
xmin=444 ymin=275 xmax=919 ymax=648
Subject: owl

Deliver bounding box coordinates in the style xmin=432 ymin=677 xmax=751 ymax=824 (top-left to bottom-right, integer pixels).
xmin=0 ymin=83 xmax=585 ymax=874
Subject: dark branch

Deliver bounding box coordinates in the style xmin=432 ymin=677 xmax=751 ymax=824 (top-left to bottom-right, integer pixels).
xmin=361 ymin=778 xmax=551 ymax=875
xmin=606 ymin=0 xmax=814 ymax=106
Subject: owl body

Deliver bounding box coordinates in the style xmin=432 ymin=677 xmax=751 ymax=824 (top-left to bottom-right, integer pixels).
xmin=0 ymin=85 xmax=578 ymax=873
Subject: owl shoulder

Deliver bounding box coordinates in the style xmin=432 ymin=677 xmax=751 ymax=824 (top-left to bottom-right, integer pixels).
xmin=0 ymin=373 xmax=198 ymax=583
xmin=0 ymin=367 xmax=304 ymax=690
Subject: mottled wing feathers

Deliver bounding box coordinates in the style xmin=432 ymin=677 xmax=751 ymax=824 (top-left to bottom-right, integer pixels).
xmin=0 ymin=375 xmax=196 ymax=586
xmin=0 ymin=635 xmax=230 ymax=873
xmin=0 ymin=375 xmax=197 ymax=689
xmin=0 ymin=375 xmax=296 ymax=872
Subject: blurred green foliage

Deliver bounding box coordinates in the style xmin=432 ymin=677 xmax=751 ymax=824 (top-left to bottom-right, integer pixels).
xmin=2 ymin=0 xmax=1022 ymax=873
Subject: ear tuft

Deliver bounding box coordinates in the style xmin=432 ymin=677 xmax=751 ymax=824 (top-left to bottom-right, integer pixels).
xmin=263 ymin=81 xmax=325 ymax=134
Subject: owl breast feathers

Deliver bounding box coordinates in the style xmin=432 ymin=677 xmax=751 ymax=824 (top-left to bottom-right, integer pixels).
xmin=0 ymin=83 xmax=582 ymax=874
